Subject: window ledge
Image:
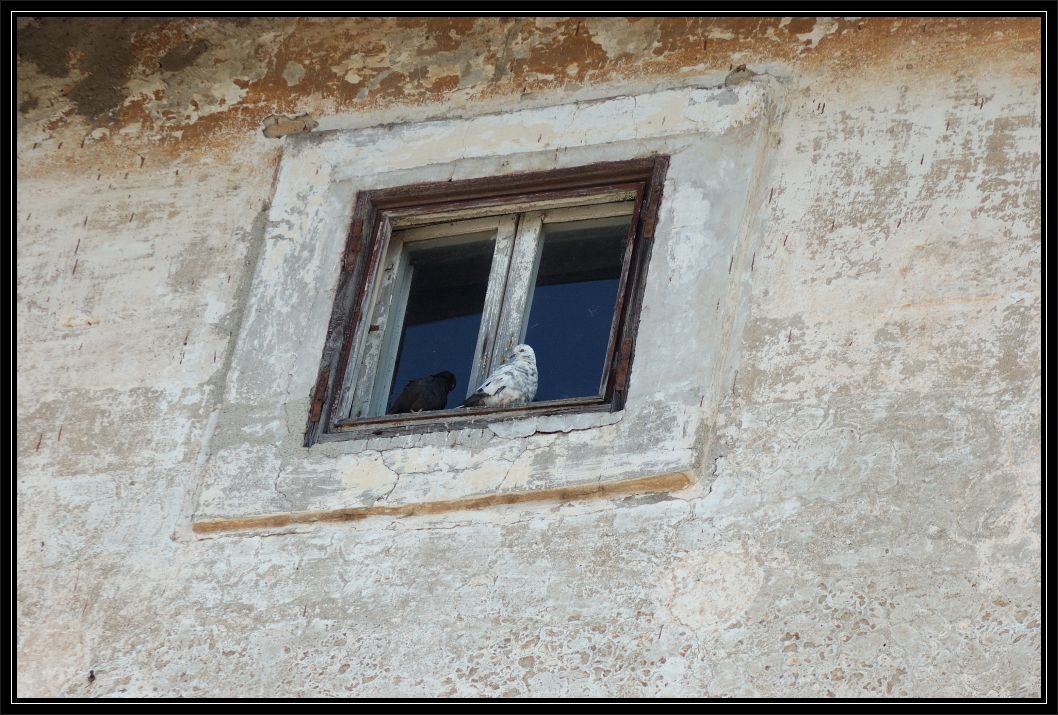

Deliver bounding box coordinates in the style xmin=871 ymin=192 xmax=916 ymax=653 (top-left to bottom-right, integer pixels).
xmin=328 ymin=398 xmax=615 ymax=439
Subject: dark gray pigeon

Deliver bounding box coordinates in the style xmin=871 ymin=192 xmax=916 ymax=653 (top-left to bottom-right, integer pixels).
xmin=387 ymin=371 xmax=457 ymax=414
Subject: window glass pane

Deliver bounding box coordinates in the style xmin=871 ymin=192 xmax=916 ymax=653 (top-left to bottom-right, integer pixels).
xmin=386 ymin=236 xmax=494 ymax=412
xmin=524 ymin=214 xmax=631 ymax=401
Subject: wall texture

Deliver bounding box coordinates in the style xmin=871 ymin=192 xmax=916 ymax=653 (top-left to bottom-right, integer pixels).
xmin=16 ymin=16 xmax=1041 ymax=697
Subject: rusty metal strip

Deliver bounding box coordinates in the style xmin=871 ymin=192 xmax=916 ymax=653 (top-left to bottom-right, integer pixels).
xmin=192 ymin=471 xmax=694 ymax=535
xmin=307 ymin=367 xmax=330 ymax=423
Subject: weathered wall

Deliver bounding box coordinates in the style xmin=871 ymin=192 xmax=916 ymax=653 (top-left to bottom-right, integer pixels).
xmin=16 ymin=16 xmax=1041 ymax=697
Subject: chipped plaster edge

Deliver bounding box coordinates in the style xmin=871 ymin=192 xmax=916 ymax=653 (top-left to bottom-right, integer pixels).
xmin=307 ymin=68 xmax=791 ymax=138
xmin=692 ymin=76 xmax=788 ymax=480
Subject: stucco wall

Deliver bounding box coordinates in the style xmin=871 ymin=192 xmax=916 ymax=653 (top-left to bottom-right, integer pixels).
xmin=16 ymin=16 xmax=1041 ymax=697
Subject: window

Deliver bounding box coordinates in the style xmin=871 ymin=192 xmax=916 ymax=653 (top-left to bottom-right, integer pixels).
xmin=306 ymin=156 xmax=669 ymax=445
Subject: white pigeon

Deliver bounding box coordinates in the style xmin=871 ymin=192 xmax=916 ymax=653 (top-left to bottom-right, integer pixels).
xmin=462 ymin=344 xmax=538 ymax=408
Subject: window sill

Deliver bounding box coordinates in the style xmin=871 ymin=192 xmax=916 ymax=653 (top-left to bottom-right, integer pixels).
xmin=328 ymin=397 xmax=614 ymax=440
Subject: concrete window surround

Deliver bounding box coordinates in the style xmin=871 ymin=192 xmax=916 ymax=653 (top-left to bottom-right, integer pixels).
xmin=189 ymin=78 xmax=783 ymax=535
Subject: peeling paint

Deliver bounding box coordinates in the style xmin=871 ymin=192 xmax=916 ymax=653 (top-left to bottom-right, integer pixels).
xmin=486 ymin=411 xmax=624 ymax=439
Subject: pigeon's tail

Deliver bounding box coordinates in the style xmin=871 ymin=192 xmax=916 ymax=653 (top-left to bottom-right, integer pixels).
xmin=461 ymin=393 xmax=487 ymax=408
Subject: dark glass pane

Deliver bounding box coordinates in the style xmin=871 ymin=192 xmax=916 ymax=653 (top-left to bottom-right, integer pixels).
xmin=387 ymin=236 xmax=494 ymax=412
xmin=523 ymin=214 xmax=631 ymax=402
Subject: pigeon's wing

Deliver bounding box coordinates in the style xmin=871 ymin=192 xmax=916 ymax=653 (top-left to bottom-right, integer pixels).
xmin=409 ymin=375 xmax=450 ymax=412
xmin=462 ymin=384 xmax=507 ymax=407
xmin=462 ymin=364 xmax=519 ymax=407
xmin=387 ymin=378 xmax=424 ymax=414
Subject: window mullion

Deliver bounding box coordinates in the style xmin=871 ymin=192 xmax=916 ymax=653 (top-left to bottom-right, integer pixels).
xmin=367 ymin=258 xmax=413 ymax=416
xmin=467 ymin=215 xmax=518 ymax=396
xmin=341 ymin=221 xmax=401 ymax=419
xmin=490 ymin=211 xmax=544 ymax=371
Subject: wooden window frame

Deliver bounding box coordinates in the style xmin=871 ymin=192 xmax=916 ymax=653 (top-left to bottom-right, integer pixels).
xmin=305 ymin=155 xmax=670 ymax=446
